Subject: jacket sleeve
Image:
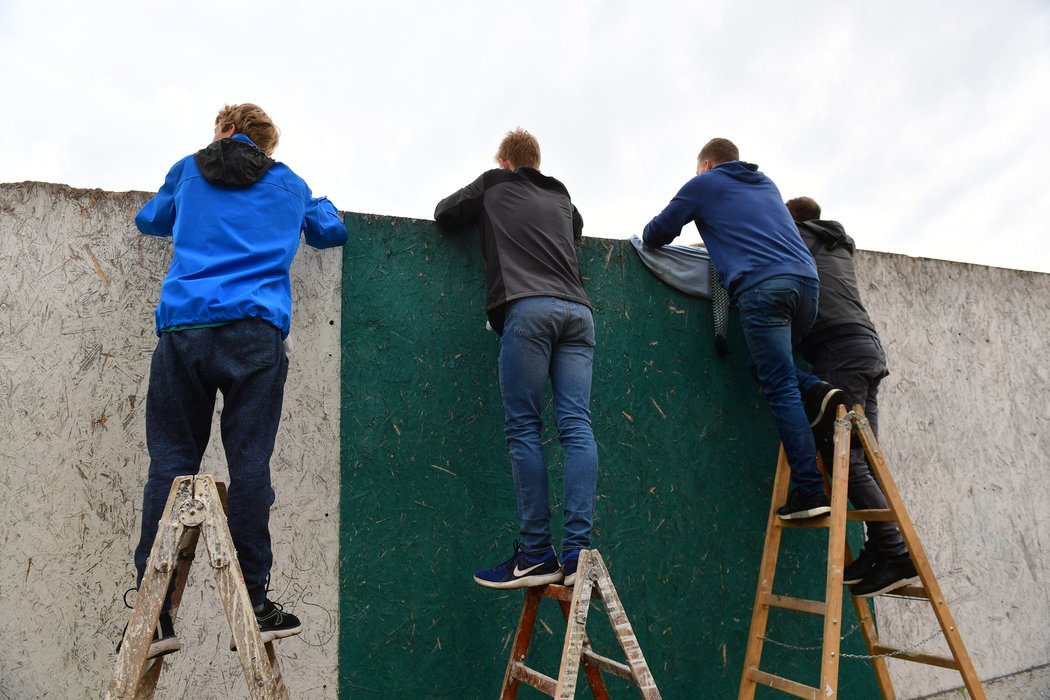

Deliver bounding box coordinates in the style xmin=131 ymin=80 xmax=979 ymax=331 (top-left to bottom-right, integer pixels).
xmin=642 ymin=178 xmax=700 ymax=247
xmin=135 ymin=162 xmax=182 ymax=237
xmin=572 ymin=205 xmax=584 ymax=243
xmin=434 ymin=174 xmax=486 ymax=228
xmin=303 ymin=196 xmax=348 ymax=249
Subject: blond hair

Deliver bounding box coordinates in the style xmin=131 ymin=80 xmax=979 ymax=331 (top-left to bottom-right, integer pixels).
xmin=214 ymin=103 xmax=280 ymax=157
xmin=495 ymin=128 xmax=541 ymax=169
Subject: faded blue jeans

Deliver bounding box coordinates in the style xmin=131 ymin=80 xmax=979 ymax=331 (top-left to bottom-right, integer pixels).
xmin=134 ymin=318 xmax=287 ymax=608
xmin=736 ymin=275 xmax=824 ymax=496
xmin=498 ymin=297 xmax=598 ymax=554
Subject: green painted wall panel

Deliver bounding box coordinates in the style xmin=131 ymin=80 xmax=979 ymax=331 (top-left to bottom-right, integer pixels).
xmin=339 ymin=213 xmax=875 ymax=698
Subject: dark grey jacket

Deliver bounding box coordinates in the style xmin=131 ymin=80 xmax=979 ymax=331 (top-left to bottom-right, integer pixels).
xmin=797 ymin=219 xmax=880 ymax=360
xmin=434 ymin=167 xmax=590 ymax=334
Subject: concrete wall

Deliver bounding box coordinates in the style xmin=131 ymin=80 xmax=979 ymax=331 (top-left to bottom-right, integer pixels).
xmin=0 ymin=182 xmax=343 ymax=698
xmin=1 ymin=181 xmax=1048 ymax=698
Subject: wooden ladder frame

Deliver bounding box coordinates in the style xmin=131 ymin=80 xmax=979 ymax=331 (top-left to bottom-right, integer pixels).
xmin=105 ymin=475 xmax=289 ymax=699
xmin=738 ymin=405 xmax=986 ymax=699
xmin=500 ymin=549 xmax=662 ymax=699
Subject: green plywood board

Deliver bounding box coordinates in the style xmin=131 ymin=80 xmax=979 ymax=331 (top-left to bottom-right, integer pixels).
xmin=339 ymin=213 xmax=875 ymax=698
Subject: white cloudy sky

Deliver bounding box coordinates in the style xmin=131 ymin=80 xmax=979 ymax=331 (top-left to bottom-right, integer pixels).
xmin=3 ymin=1 xmax=1048 ymax=272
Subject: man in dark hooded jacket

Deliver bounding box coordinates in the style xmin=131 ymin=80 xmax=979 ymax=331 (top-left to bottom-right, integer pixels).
xmin=787 ymin=196 xmax=918 ymax=597
xmin=126 ymin=103 xmax=347 ymax=658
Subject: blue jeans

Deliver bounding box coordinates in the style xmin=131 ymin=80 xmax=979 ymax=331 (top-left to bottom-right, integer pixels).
xmin=498 ymin=297 xmax=598 ymax=554
xmin=736 ymin=275 xmax=824 ymax=495
xmin=134 ymin=318 xmax=287 ymax=607
xmin=809 ymin=334 xmax=905 ymax=556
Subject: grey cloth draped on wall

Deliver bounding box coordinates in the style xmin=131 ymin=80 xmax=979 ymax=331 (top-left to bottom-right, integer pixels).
xmin=629 ymin=236 xmax=730 ymax=355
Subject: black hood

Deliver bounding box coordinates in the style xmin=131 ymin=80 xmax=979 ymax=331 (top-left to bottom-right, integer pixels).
xmin=797 ymin=219 xmax=855 ymax=255
xmin=194 ymin=137 xmax=275 ymax=188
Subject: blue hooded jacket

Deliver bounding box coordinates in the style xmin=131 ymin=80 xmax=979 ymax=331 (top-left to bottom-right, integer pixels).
xmin=643 ymin=161 xmax=816 ymax=297
xmin=135 ymin=134 xmax=347 ymax=337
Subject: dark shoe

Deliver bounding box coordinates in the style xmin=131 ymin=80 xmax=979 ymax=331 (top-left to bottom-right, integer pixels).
xmin=116 ymin=610 xmax=181 ymax=660
xmin=231 ymin=599 xmax=303 ymax=650
xmin=842 ymin=548 xmax=877 ymax=585
xmin=561 ymin=550 xmax=581 ymax=587
xmin=777 ymin=489 xmax=831 ymax=520
xmin=804 ymin=381 xmax=849 ymax=434
xmin=850 ymin=555 xmax=919 ymax=597
xmin=473 ymin=543 xmax=562 ymax=589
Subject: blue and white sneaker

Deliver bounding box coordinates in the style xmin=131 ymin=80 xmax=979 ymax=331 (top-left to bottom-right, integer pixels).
xmin=561 ymin=550 xmax=581 ymax=586
xmin=474 ymin=544 xmax=563 ymax=589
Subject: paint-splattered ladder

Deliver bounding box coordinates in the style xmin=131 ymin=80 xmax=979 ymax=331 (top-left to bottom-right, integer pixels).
xmin=499 ymin=549 xmax=662 ymax=699
xmin=738 ymin=405 xmax=986 ymax=699
xmin=104 ymin=475 xmax=289 ymax=700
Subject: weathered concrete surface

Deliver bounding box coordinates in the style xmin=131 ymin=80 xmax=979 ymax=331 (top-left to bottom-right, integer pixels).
xmin=918 ymin=664 xmax=1050 ymax=699
xmin=857 ymin=250 xmax=1050 ymax=698
xmin=0 ymin=182 xmax=342 ymax=699
xmin=1 ymin=182 xmax=1048 ymax=698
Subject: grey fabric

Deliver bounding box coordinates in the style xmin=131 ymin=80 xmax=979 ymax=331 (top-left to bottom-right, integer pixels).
xmin=630 ymin=236 xmax=731 ymax=355
xmin=630 ymin=236 xmax=713 ymax=298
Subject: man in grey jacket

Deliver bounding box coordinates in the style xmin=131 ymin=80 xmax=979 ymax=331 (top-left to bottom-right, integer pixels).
xmin=787 ymin=196 xmax=918 ymax=597
xmin=435 ymin=129 xmax=598 ymax=589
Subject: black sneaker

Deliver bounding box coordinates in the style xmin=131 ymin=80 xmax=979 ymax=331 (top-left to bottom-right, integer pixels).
xmin=231 ymin=599 xmax=303 ymax=650
xmin=561 ymin=550 xmax=581 ymax=587
xmin=843 ymin=548 xmax=877 ymax=585
xmin=473 ymin=543 xmax=562 ymax=589
xmin=777 ymin=489 xmax=831 ymax=520
xmin=116 ymin=610 xmax=181 ymax=660
xmin=804 ymin=381 xmax=849 ymax=435
xmin=850 ymin=555 xmax=919 ymax=597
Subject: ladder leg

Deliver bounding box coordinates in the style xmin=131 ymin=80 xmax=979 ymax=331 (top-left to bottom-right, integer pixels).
xmin=105 ymin=476 xmax=194 ymax=700
xmin=555 ymin=597 xmax=611 ymax=700
xmin=853 ymin=408 xmax=986 ymax=700
xmin=500 ymin=585 xmax=543 ymax=700
xmin=738 ymin=446 xmax=792 ymax=700
xmin=818 ymin=406 xmax=852 ymax=698
xmin=554 ymin=553 xmax=596 ymax=700
xmin=850 ymin=593 xmax=896 ymax=699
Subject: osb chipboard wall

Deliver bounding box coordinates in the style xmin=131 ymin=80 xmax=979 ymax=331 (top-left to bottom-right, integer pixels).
xmin=337 ymin=213 xmax=876 ymax=698
xmin=0 ymin=182 xmax=343 ymax=698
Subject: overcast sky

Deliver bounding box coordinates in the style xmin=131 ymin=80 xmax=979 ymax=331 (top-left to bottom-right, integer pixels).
xmin=3 ymin=1 xmax=1048 ymax=272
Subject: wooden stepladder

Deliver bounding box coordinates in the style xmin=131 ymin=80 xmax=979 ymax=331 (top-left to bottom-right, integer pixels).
xmin=500 ymin=549 xmax=662 ymax=699
xmin=739 ymin=405 xmax=986 ymax=699
xmin=105 ymin=475 xmax=289 ymax=700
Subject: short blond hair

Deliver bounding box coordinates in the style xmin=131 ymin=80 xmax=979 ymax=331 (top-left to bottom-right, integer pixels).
xmin=214 ymin=103 xmax=280 ymax=157
xmin=495 ymin=128 xmax=541 ymax=169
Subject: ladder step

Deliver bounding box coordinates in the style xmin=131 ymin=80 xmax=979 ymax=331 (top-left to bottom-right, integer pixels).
xmin=747 ymin=669 xmax=820 ymax=699
xmin=778 ymin=508 xmax=895 ymax=529
xmin=510 ymin=662 xmax=557 ymax=695
xmin=847 ymin=509 xmax=895 ymax=522
xmin=581 ymin=649 xmax=634 ymax=683
xmin=763 ymin=593 xmax=827 ymax=615
xmin=871 ymin=646 xmax=960 ymax=670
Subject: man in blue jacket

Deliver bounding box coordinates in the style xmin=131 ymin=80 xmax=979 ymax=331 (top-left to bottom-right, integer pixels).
xmin=128 ymin=103 xmax=348 ymax=658
xmin=643 ymin=138 xmax=844 ymax=520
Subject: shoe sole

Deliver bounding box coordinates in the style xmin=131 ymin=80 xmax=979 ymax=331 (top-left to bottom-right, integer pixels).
xmin=562 ymin=572 xmax=576 ymax=586
xmin=473 ymin=570 xmax=564 ymax=589
xmin=777 ymin=505 xmax=831 ymax=520
xmin=148 ymin=638 xmax=182 ymax=659
xmin=810 ymin=388 xmax=844 ymax=428
xmin=230 ymin=624 xmax=303 ymax=651
xmin=853 ymin=574 xmax=920 ymax=598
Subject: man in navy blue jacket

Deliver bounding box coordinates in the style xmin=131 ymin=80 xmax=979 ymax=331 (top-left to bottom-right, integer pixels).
xmin=127 ymin=103 xmax=347 ymax=658
xmin=644 ymin=138 xmax=843 ymax=520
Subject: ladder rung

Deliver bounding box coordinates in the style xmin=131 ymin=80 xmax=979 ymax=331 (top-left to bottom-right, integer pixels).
xmin=847 ymin=509 xmax=895 ymax=522
xmin=581 ymin=649 xmax=634 ymax=682
xmin=763 ymin=593 xmax=827 ymax=615
xmin=510 ymin=662 xmax=557 ymax=695
xmin=871 ymin=646 xmax=960 ymax=670
xmin=778 ymin=515 xmax=830 ymax=529
xmin=747 ymin=669 xmax=819 ymax=699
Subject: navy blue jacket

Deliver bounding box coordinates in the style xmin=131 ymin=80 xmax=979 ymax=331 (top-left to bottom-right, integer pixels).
xmin=643 ymin=161 xmax=816 ymax=297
